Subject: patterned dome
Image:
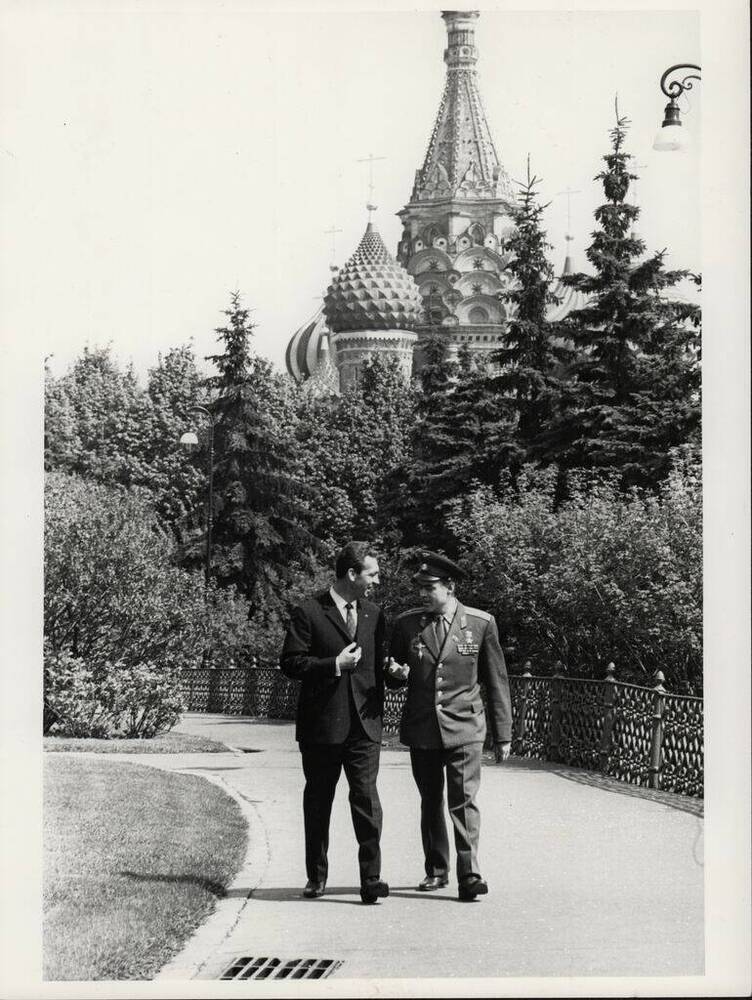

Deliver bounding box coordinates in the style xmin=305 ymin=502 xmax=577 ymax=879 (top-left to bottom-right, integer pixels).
xmin=324 ymin=223 xmax=423 ymax=334
xmin=285 ymin=305 xmax=330 ymax=382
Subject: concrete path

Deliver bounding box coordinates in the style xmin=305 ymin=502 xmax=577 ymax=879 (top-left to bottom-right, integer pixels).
xmin=141 ymin=714 xmax=703 ymax=982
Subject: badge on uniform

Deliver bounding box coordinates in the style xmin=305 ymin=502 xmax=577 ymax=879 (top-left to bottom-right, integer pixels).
xmin=455 ymin=629 xmax=479 ymax=656
xmin=412 ymin=636 xmax=426 ymax=662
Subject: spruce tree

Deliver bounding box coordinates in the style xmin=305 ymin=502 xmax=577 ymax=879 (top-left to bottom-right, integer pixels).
xmin=489 ymin=158 xmax=570 ymax=476
xmin=540 ymin=104 xmax=701 ymax=488
xmin=392 ymin=339 xmax=498 ymax=553
xmin=385 ymin=336 xmax=453 ymax=549
xmin=204 ymin=291 xmax=320 ymax=598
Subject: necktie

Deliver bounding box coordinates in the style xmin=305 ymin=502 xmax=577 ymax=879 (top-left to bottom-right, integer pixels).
xmin=435 ymin=614 xmax=448 ymax=647
xmin=345 ymin=602 xmax=357 ymax=640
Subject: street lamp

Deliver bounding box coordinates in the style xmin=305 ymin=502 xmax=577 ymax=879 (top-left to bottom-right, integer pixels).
xmin=653 ymin=63 xmax=701 ymax=152
xmin=180 ymin=405 xmax=215 ymax=588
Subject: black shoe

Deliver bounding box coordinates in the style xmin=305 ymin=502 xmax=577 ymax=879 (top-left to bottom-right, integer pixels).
xmin=417 ymin=875 xmax=449 ymax=891
xmin=360 ymin=877 xmax=389 ymax=904
xmin=458 ymin=875 xmax=488 ymax=901
xmin=303 ymin=879 xmax=326 ymax=898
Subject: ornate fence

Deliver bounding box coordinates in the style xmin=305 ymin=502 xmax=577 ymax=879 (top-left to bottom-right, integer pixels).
xmin=509 ymin=663 xmax=703 ymax=797
xmin=179 ymin=661 xmax=703 ymax=797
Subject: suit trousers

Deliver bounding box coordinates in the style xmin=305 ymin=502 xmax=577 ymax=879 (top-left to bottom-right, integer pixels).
xmin=409 ymin=743 xmax=482 ymax=881
xmin=300 ymin=723 xmax=383 ymax=884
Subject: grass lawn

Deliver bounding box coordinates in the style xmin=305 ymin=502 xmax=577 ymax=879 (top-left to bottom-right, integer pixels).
xmin=44 ymin=756 xmax=247 ymax=980
xmin=44 ymin=732 xmax=232 ymax=754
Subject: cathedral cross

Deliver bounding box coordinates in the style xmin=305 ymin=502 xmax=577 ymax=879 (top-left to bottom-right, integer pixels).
xmin=555 ymin=186 xmax=582 ymax=246
xmin=357 ymin=152 xmax=387 ymax=220
xmin=324 ymin=225 xmax=343 ymax=269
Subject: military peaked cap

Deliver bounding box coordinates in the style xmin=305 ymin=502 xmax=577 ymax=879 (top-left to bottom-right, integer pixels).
xmin=411 ymin=550 xmax=466 ymax=584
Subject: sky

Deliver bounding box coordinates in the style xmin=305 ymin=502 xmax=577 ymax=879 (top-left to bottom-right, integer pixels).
xmin=1 ymin=2 xmax=701 ymax=381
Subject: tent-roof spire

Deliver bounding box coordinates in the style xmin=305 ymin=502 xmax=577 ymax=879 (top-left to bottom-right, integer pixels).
xmin=410 ymin=10 xmax=512 ymax=203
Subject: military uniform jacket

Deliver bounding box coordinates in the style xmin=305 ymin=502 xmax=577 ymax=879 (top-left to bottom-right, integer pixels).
xmin=389 ymin=603 xmax=512 ymax=750
xmin=279 ymin=590 xmax=386 ymax=745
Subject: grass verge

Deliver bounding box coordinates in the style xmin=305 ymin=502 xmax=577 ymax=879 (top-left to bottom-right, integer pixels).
xmin=43 ymin=732 xmax=232 ymax=754
xmin=44 ymin=756 xmax=247 ymax=980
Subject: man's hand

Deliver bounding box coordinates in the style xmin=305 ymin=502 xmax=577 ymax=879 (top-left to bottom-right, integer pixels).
xmin=494 ymin=741 xmax=512 ymax=763
xmin=385 ymin=657 xmax=409 ymax=681
xmin=336 ymin=642 xmax=361 ymax=672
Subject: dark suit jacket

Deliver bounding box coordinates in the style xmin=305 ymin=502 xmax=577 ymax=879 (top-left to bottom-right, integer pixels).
xmin=389 ymin=602 xmax=512 ymax=750
xmin=280 ymin=590 xmax=386 ymax=745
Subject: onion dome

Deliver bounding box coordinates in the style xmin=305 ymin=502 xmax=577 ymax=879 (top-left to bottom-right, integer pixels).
xmin=547 ymin=240 xmax=589 ymax=322
xmin=285 ymin=306 xmax=330 ymax=382
xmin=324 ymin=223 xmax=423 ymax=333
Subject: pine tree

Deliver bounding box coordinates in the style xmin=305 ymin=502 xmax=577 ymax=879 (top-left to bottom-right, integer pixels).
xmin=488 ymin=158 xmax=570 ymax=475
xmin=540 ymin=104 xmax=701 ymax=488
xmin=204 ymin=291 xmax=321 ymax=598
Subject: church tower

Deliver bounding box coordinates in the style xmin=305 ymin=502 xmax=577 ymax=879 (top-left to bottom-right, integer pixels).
xmin=397 ymin=10 xmax=517 ymax=361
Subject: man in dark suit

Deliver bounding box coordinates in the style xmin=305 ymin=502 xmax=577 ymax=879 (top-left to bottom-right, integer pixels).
xmin=386 ymin=551 xmax=512 ymax=901
xmin=280 ymin=541 xmax=393 ymax=904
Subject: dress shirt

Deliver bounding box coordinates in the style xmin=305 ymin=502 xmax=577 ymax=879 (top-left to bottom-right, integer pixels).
xmin=435 ymin=599 xmax=458 ymax=641
xmin=330 ymin=587 xmax=358 ymax=675
xmin=330 ymin=587 xmax=358 ymax=629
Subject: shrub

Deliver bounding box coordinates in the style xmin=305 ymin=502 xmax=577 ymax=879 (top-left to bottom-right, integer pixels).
xmin=44 ymin=650 xmax=184 ymax=739
xmin=446 ymin=457 xmax=702 ymax=692
xmin=44 ymin=472 xmax=256 ymax=736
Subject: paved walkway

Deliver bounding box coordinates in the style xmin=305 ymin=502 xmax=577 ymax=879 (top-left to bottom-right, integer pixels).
xmin=134 ymin=714 xmax=702 ymax=982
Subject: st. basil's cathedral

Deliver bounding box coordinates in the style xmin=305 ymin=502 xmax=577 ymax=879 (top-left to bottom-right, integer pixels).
xmin=285 ymin=10 xmax=584 ymax=390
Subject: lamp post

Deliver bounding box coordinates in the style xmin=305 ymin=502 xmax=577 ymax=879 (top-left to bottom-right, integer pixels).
xmin=653 ymin=63 xmax=701 ymax=152
xmin=180 ymin=405 xmax=215 ymax=589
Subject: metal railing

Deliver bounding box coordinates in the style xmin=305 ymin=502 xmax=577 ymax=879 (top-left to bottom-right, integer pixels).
xmin=179 ymin=660 xmax=703 ymax=798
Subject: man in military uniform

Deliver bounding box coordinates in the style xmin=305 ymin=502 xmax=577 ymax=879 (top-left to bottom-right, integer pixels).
xmin=386 ymin=551 xmax=512 ymax=901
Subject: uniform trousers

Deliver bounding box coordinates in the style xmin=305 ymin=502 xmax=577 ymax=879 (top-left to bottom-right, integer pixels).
xmin=300 ymin=719 xmax=383 ymax=884
xmin=409 ymin=742 xmax=482 ymax=881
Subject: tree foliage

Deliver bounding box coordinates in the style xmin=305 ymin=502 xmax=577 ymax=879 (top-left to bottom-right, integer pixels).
xmin=539 ymin=107 xmax=701 ymax=487
xmin=390 ymin=340 xmax=505 ymax=552
xmin=44 ymin=345 xmax=206 ymax=526
xmin=44 ymin=471 xmax=256 ymax=736
xmin=296 ymin=356 xmax=417 ymax=551
xmin=447 ymin=457 xmax=702 ymax=692
xmin=490 ymin=159 xmax=570 ymax=472
xmin=202 ymin=291 xmax=322 ymax=599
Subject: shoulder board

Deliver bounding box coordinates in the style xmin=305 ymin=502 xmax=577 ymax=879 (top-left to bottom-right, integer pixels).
xmin=463 ymin=607 xmax=492 ymax=622
xmin=395 ymin=607 xmax=427 ymax=621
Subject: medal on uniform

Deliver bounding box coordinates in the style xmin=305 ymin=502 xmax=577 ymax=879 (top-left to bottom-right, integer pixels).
xmin=456 ymin=628 xmax=479 ymax=655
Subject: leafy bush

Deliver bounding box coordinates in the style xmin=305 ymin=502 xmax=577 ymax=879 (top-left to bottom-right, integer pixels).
xmin=446 ymin=457 xmax=702 ymax=692
xmin=44 ymin=472 xmax=256 ymax=736
xmin=44 ymin=650 xmax=184 ymax=738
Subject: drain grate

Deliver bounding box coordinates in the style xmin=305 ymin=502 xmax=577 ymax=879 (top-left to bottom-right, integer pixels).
xmin=220 ymin=956 xmax=343 ymax=980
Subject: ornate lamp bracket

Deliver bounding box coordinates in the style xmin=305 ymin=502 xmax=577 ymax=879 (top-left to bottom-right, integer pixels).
xmin=659 ymin=63 xmax=701 ymax=101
